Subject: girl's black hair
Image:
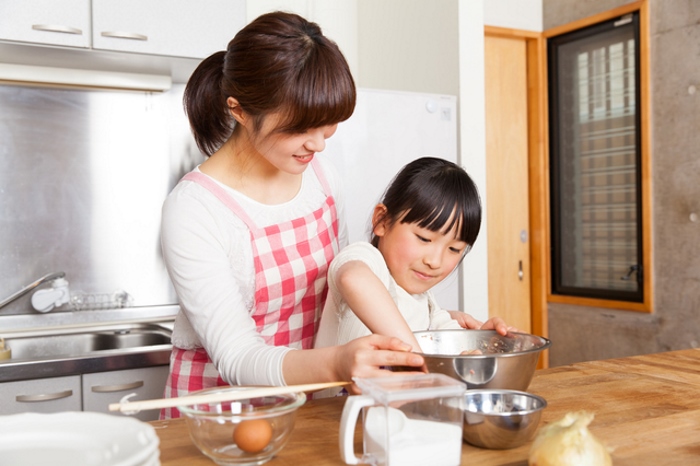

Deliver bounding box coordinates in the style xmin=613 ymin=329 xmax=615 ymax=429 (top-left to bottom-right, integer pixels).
xmin=371 ymin=157 xmax=482 ymax=251
xmin=184 ymin=11 xmax=356 ymax=156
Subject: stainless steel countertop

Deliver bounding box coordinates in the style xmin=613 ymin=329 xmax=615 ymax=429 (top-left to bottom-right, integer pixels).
xmin=0 ymin=304 xmax=179 ymax=332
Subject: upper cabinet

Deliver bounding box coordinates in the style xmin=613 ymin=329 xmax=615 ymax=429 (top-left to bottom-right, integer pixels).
xmin=0 ymin=0 xmax=246 ymax=59
xmin=0 ymin=0 xmax=91 ymax=48
xmin=91 ymin=0 xmax=246 ymax=59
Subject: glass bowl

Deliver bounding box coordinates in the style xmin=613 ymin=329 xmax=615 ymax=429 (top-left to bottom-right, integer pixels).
xmin=179 ymin=386 xmax=305 ymax=466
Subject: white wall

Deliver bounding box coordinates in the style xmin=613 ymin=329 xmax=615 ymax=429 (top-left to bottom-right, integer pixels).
xmin=484 ymin=0 xmax=543 ymax=31
xmin=457 ymin=1 xmax=489 ymax=321
xmin=356 ymin=0 xmax=460 ymax=96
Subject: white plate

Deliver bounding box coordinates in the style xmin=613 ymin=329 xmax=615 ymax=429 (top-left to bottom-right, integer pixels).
xmin=133 ymin=448 xmax=160 ymax=466
xmin=0 ymin=411 xmax=159 ymax=466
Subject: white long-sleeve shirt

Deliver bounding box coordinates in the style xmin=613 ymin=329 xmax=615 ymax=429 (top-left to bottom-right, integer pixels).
xmin=161 ymin=156 xmax=347 ymax=386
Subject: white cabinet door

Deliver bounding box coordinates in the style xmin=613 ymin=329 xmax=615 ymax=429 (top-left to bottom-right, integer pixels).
xmin=0 ymin=375 xmax=82 ymax=414
xmin=91 ymin=0 xmax=246 ymax=59
xmin=0 ymin=0 xmax=91 ymax=48
xmin=82 ymin=366 xmax=169 ymax=422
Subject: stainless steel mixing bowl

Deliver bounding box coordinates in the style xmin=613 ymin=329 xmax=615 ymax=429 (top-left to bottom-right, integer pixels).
xmin=462 ymin=389 xmax=547 ymax=449
xmin=412 ymin=329 xmax=551 ymax=390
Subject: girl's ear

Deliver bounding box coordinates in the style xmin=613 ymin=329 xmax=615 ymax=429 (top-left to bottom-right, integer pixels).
xmin=372 ymin=204 xmax=389 ymax=236
xmin=227 ymin=97 xmax=247 ymax=126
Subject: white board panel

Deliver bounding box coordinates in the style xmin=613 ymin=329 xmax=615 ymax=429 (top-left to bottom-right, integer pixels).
xmin=322 ymin=88 xmax=460 ymax=311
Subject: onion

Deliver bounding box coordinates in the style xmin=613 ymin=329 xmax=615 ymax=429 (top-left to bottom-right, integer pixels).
xmin=528 ymin=411 xmax=612 ymax=466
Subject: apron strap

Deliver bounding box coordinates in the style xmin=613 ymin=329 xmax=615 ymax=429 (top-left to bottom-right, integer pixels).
xmin=310 ymin=157 xmax=333 ymax=197
xmin=182 ymin=171 xmax=257 ymax=230
xmin=182 ymin=159 xmax=333 ymax=230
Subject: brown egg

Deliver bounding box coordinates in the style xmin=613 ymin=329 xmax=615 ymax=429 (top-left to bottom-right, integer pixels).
xmin=233 ymin=419 xmax=273 ymax=453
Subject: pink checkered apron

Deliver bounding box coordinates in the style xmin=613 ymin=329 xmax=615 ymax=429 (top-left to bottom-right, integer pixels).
xmin=161 ymin=159 xmax=339 ymax=419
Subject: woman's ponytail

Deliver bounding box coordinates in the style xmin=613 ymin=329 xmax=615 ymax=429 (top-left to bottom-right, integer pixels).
xmin=183 ymin=51 xmax=232 ymax=157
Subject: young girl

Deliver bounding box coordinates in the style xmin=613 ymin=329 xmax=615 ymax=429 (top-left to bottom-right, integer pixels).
xmin=160 ymin=11 xmax=423 ymax=418
xmin=315 ymin=157 xmax=512 ymax=361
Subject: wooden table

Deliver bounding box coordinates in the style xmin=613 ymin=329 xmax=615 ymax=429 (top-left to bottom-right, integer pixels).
xmin=152 ymin=349 xmax=700 ymax=465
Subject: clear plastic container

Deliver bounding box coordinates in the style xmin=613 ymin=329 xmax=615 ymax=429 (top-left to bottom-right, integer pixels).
xmin=339 ymin=373 xmax=466 ymax=466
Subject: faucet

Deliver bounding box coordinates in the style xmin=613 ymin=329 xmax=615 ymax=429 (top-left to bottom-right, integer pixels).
xmin=0 ymin=271 xmax=69 ymax=313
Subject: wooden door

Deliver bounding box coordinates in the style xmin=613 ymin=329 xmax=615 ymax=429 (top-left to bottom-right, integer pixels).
xmin=484 ymin=35 xmax=532 ymax=332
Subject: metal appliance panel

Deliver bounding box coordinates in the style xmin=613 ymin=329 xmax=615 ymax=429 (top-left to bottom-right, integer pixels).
xmin=0 ymin=83 xmax=203 ymax=315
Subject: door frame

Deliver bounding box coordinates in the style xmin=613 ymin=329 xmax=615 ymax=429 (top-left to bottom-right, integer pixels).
xmin=484 ymin=26 xmax=549 ymax=367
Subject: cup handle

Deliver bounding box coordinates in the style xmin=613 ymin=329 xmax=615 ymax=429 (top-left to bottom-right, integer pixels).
xmin=339 ymin=395 xmax=375 ymax=465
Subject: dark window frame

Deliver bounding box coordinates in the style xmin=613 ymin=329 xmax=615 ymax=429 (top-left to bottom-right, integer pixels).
xmin=547 ymin=12 xmax=644 ymax=303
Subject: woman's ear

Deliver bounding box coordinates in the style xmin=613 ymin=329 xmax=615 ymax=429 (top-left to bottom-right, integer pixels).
xmin=227 ymin=97 xmax=246 ymax=126
xmin=372 ymin=204 xmax=389 ymax=237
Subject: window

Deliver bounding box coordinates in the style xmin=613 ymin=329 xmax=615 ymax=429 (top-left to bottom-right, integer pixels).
xmin=548 ymin=11 xmax=648 ymax=305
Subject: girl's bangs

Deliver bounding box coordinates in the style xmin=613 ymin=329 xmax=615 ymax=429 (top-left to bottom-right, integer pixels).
xmin=402 ymin=190 xmax=480 ymax=247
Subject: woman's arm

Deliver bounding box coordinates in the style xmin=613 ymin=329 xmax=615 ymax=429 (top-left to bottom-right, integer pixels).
xmin=283 ymin=334 xmax=424 ymax=391
xmin=162 ymin=185 xmax=289 ymax=386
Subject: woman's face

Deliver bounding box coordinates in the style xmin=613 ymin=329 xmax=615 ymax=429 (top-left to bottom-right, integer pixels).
xmin=373 ymin=208 xmax=467 ymax=295
xmin=250 ymin=112 xmax=338 ymax=175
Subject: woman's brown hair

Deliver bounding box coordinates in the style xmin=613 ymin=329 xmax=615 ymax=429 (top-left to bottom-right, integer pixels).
xmin=184 ymin=11 xmax=356 ymax=156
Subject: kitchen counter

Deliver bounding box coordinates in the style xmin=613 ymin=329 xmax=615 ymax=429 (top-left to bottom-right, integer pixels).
xmin=151 ymin=348 xmax=700 ymax=465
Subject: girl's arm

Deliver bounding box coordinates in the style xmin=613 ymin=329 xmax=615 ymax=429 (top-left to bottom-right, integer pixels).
xmin=335 ymin=260 xmax=422 ymax=351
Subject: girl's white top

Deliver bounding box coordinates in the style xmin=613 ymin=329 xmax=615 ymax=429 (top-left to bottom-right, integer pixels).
xmin=161 ymin=156 xmax=347 ymax=386
xmin=314 ymin=241 xmax=461 ymax=350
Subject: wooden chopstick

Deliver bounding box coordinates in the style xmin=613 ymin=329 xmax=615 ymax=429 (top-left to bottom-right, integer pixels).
xmin=108 ymin=381 xmax=350 ymax=414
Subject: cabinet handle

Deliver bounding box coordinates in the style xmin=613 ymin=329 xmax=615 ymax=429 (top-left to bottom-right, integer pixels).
xmin=32 ymin=24 xmax=83 ymax=35
xmin=16 ymin=389 xmax=73 ymax=402
xmin=100 ymin=31 xmax=148 ymax=41
xmin=91 ymin=380 xmax=144 ymax=393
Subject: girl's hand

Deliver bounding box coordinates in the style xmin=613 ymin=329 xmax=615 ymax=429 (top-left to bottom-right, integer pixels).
xmin=480 ymin=316 xmax=520 ymax=336
xmin=334 ymin=335 xmax=425 ymax=394
xmin=447 ymin=311 xmax=520 ymax=336
xmin=447 ymin=310 xmax=484 ymax=329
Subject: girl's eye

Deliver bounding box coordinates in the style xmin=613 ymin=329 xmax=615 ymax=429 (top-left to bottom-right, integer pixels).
xmin=416 ymin=235 xmax=430 ymax=243
xmin=449 ymin=247 xmax=463 ymax=254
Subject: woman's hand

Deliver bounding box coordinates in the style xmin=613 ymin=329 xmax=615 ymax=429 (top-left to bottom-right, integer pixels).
xmin=447 ymin=311 xmax=520 ymax=336
xmin=334 ymin=335 xmax=425 ymax=393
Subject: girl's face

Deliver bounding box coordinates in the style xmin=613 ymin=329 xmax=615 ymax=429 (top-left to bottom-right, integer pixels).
xmin=248 ymin=110 xmax=338 ymax=175
xmin=373 ymin=206 xmax=468 ymax=295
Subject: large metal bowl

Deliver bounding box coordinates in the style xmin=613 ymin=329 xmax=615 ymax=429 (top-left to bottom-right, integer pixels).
xmin=462 ymin=389 xmax=547 ymax=449
xmin=412 ymin=330 xmax=551 ymax=390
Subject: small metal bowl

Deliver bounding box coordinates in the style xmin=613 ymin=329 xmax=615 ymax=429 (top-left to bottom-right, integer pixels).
xmin=462 ymin=389 xmax=547 ymax=449
xmin=413 ymin=329 xmax=551 ymax=390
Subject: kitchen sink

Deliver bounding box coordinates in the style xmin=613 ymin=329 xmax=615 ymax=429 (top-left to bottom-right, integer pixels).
xmin=4 ymin=323 xmax=171 ymax=360
xmin=0 ymin=322 xmax=173 ymax=383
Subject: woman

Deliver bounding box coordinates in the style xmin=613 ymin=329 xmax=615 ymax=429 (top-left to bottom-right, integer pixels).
xmin=160 ymin=11 xmax=422 ymax=418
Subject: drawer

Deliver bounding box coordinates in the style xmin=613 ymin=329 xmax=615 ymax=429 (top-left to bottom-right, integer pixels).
xmin=0 ymin=375 xmax=81 ymax=414
xmin=82 ymin=365 xmax=169 ymax=421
